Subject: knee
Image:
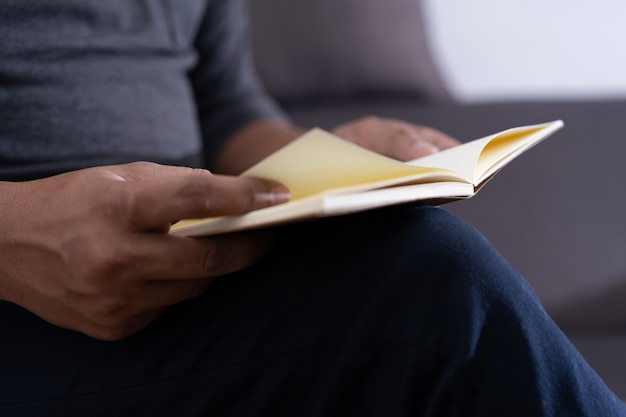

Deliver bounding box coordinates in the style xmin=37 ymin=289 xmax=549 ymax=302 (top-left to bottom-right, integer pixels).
xmin=378 ymin=205 xmax=501 ymax=271
xmin=377 ymin=205 xmax=539 ymax=314
xmin=375 ymin=206 xmax=547 ymax=344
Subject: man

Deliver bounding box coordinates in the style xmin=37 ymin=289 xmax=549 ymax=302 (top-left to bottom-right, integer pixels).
xmin=1 ymin=1 xmax=624 ymax=416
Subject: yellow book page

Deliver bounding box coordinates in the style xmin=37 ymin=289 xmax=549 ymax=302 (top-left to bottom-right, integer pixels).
xmin=475 ymin=122 xmax=562 ymax=183
xmin=242 ymin=128 xmax=460 ymax=201
xmin=407 ymin=137 xmax=489 ymax=183
xmin=409 ymin=121 xmax=562 ymax=185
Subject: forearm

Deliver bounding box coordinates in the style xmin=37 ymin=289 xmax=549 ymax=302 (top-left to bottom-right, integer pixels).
xmin=0 ymin=181 xmax=13 ymax=302
xmin=0 ymin=180 xmax=37 ymax=303
xmin=212 ymin=118 xmax=305 ymax=175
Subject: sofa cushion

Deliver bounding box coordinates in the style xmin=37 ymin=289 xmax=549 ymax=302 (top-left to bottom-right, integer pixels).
xmin=247 ymin=0 xmax=451 ymax=103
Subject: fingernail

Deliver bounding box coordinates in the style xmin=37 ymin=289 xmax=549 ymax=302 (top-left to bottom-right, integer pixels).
xmin=413 ymin=141 xmax=439 ymax=155
xmin=256 ymin=186 xmax=291 ymax=205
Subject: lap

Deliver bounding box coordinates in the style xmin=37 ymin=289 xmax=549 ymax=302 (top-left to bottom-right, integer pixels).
xmin=0 ymin=206 xmax=621 ymax=416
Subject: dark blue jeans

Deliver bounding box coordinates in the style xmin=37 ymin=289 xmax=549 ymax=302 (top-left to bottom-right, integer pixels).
xmin=1 ymin=206 xmax=624 ymax=416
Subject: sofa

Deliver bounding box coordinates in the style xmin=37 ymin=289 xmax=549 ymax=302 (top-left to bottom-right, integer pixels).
xmin=248 ymin=0 xmax=626 ymax=399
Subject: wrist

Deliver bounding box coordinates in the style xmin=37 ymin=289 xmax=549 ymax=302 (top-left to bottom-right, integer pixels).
xmin=213 ymin=119 xmax=304 ymax=175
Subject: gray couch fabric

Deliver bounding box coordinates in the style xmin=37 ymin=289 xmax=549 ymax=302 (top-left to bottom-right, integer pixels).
xmin=248 ymin=0 xmax=450 ymax=102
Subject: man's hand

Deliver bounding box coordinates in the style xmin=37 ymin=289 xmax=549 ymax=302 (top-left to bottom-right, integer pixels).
xmin=332 ymin=116 xmax=460 ymax=161
xmin=212 ymin=117 xmax=459 ymax=175
xmin=0 ymin=162 xmax=290 ymax=341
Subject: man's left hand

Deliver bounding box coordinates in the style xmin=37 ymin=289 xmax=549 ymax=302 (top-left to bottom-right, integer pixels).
xmin=332 ymin=116 xmax=460 ymax=161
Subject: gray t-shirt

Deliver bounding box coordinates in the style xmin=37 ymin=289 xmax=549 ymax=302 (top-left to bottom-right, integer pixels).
xmin=0 ymin=0 xmax=285 ymax=180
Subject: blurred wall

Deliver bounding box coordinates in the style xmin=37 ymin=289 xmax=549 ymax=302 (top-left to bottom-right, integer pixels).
xmin=423 ymin=0 xmax=626 ymax=103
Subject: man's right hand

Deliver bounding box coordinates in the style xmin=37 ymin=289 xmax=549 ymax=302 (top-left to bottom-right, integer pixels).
xmin=0 ymin=162 xmax=290 ymax=341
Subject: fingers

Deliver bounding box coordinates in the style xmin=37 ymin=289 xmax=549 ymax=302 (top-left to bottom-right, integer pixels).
xmin=79 ymin=306 xmax=168 ymax=342
xmin=123 ymin=170 xmax=290 ymax=231
xmin=127 ymin=231 xmax=274 ymax=281
xmin=333 ymin=116 xmax=460 ymax=162
xmin=398 ymin=123 xmax=460 ymax=160
xmin=103 ymin=233 xmax=271 ymax=325
xmin=62 ymin=231 xmax=274 ymax=340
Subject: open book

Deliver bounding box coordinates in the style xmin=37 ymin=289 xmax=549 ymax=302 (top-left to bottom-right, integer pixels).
xmin=170 ymin=120 xmax=564 ymax=237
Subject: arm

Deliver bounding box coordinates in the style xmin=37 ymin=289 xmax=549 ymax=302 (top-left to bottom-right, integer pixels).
xmin=190 ymin=0 xmax=459 ymax=176
xmin=214 ymin=116 xmax=461 ymax=175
